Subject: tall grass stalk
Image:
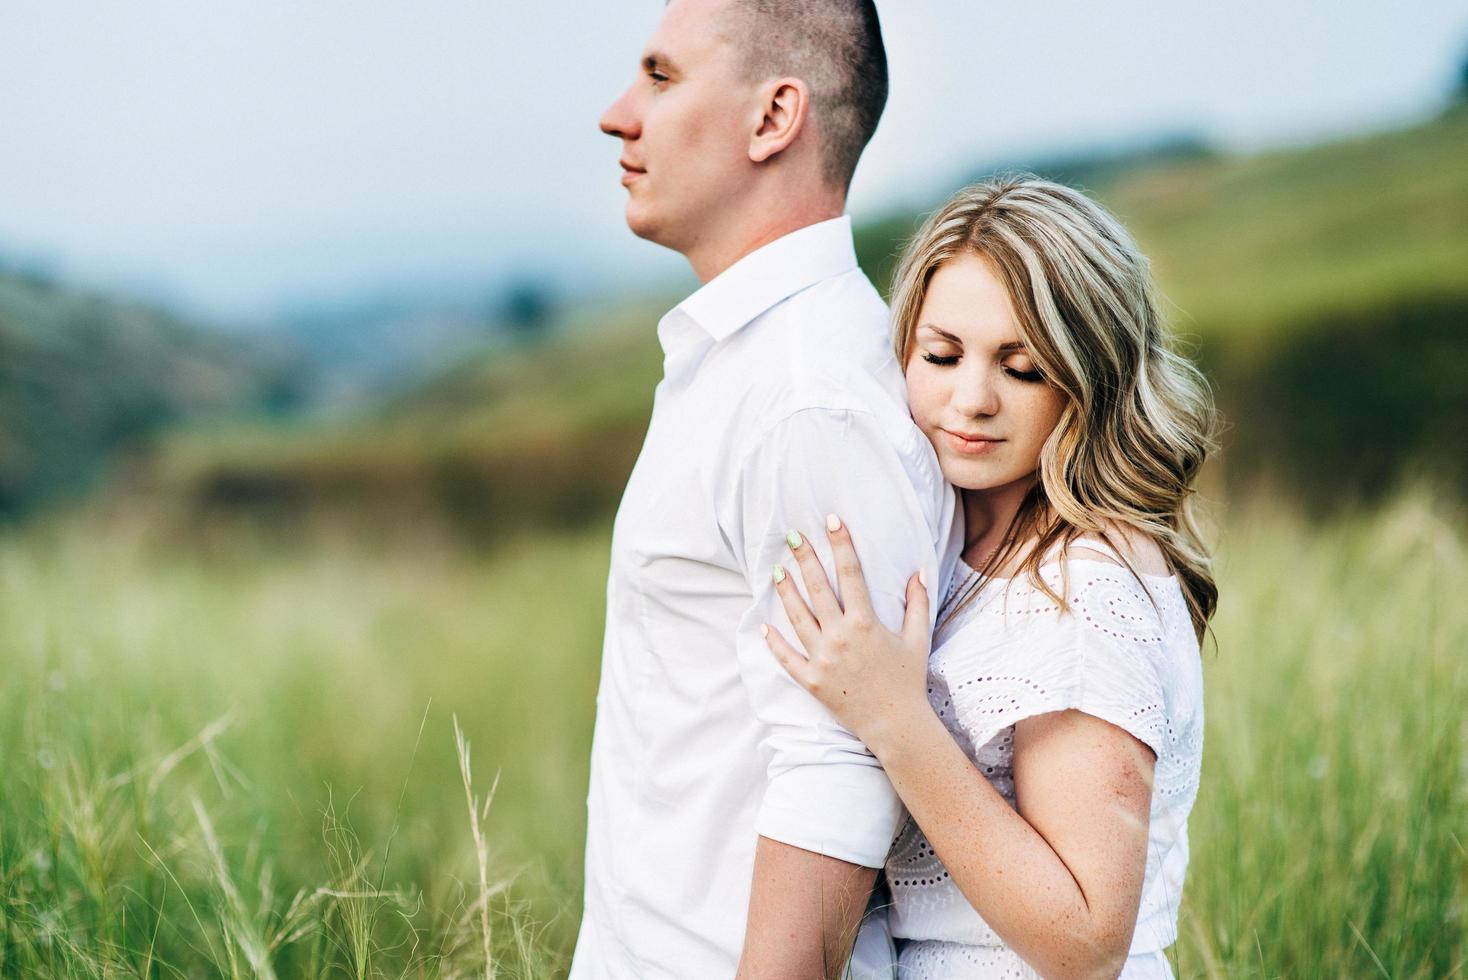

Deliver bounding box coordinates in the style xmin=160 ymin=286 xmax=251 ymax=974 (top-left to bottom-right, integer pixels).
xmin=455 ymin=714 xmax=502 ymax=980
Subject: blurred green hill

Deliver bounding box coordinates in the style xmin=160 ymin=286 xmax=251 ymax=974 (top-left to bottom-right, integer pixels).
xmin=144 ymin=295 xmax=672 ymax=544
xmin=0 ymin=270 xmax=308 ymax=518
xmin=86 ymin=109 xmax=1468 ymax=536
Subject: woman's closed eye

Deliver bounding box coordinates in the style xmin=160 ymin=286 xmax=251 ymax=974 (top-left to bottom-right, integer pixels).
xmin=923 ymin=351 xmax=1045 ymax=383
xmin=1004 ymin=365 xmax=1045 ymax=383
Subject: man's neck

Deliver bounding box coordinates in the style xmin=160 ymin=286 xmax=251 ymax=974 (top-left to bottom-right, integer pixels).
xmin=686 ymin=194 xmax=845 ymax=284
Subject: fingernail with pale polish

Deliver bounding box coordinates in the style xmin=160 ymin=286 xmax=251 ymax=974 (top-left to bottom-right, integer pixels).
xmin=760 ymin=624 xmax=770 ymax=639
xmin=773 ymin=565 xmax=787 ymax=584
xmin=918 ymin=568 xmax=928 ymax=588
xmin=826 ymin=514 xmax=842 ymax=532
xmin=786 ymin=530 xmax=802 ymax=550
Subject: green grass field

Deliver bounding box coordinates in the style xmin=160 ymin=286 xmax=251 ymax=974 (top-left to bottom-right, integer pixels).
xmin=2 ymin=490 xmax=1464 ymax=977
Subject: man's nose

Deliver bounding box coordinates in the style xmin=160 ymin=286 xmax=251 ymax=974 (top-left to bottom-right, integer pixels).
xmin=600 ymin=85 xmax=640 ymax=141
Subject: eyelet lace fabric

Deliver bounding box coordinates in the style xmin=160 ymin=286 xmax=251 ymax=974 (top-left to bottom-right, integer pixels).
xmin=895 ymin=940 xmax=1176 ymax=978
xmin=886 ymin=548 xmax=1204 ymax=978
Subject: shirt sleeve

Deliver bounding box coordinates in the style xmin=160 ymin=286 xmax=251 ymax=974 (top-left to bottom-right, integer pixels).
xmin=727 ymin=406 xmax=949 ymax=868
xmin=947 ymin=563 xmax=1176 ymax=760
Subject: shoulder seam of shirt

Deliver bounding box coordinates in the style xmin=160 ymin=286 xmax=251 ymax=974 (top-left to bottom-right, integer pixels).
xmin=735 ymin=403 xmax=882 ymax=472
xmin=740 ymin=403 xmax=947 ymax=521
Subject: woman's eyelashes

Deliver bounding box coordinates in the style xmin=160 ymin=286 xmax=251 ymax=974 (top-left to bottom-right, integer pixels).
xmin=920 ymin=350 xmax=1045 ymax=384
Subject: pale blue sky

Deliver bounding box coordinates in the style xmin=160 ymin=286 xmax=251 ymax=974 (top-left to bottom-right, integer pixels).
xmin=2 ymin=0 xmax=1465 ymax=322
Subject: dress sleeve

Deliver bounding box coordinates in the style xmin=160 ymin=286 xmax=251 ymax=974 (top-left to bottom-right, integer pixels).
xmin=727 ymin=406 xmax=950 ymax=868
xmin=946 ymin=563 xmax=1175 ymax=759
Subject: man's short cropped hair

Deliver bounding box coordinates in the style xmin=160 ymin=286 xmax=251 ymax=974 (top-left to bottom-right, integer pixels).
xmin=723 ymin=0 xmax=888 ymax=191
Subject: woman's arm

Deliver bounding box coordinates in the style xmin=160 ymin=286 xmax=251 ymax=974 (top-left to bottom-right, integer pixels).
xmin=765 ymin=519 xmax=1154 ymax=980
xmin=874 ymin=707 xmax=1153 ymax=980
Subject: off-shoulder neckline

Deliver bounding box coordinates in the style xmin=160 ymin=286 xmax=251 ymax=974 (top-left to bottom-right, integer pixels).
xmin=956 ymin=553 xmax=1178 ymax=584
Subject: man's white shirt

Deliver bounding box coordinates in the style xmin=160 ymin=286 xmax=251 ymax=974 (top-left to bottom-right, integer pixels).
xmin=570 ymin=216 xmax=961 ymax=979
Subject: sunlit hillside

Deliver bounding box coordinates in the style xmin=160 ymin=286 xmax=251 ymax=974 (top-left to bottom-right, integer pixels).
xmin=1110 ymin=108 xmax=1468 ymax=341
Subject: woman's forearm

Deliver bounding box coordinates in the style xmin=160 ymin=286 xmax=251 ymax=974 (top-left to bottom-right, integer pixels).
xmin=870 ymin=710 xmax=1128 ymax=980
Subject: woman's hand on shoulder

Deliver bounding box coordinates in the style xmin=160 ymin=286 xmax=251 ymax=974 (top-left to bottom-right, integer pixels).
xmin=762 ymin=514 xmax=933 ymax=754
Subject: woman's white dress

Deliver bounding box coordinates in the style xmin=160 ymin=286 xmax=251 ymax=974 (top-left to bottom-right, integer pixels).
xmin=883 ymin=544 xmax=1205 ymax=979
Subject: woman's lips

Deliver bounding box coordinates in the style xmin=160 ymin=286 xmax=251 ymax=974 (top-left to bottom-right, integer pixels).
xmin=942 ymin=429 xmax=1003 ymax=455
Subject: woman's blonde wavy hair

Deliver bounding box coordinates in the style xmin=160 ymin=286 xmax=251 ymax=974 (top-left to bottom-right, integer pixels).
xmin=891 ymin=176 xmax=1219 ymax=638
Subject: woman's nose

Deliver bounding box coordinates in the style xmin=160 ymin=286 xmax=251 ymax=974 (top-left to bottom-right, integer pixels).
xmin=953 ymin=365 xmax=1000 ymax=418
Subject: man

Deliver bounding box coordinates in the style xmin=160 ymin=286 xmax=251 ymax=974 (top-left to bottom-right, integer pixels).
xmin=572 ymin=1 xmax=959 ymax=976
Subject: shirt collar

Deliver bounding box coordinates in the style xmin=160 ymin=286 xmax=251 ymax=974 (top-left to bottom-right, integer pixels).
xmin=671 ymin=215 xmax=859 ymax=343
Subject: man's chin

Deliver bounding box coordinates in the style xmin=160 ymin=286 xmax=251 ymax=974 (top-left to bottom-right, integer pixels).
xmin=624 ymin=203 xmax=673 ymax=247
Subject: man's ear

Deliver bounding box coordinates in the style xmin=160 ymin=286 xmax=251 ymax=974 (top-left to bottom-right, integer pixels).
xmin=749 ymin=77 xmax=811 ymax=164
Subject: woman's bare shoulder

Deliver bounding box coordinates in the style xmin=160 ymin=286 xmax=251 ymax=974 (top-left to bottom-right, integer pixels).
xmin=1064 ymin=523 xmax=1171 ymax=577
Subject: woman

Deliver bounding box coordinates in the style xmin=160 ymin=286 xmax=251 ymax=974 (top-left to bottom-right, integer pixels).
xmin=762 ymin=177 xmax=1217 ymax=978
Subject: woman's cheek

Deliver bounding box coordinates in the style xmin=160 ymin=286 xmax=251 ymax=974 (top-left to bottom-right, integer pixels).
xmin=904 ymin=366 xmax=938 ymax=427
xmin=1014 ymin=394 xmax=1053 ymax=469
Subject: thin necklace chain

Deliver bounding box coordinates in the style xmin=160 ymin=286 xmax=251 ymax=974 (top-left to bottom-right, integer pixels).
xmin=937 ymin=543 xmax=1000 ymax=632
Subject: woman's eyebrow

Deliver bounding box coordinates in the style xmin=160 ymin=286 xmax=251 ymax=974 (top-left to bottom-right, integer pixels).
xmin=997 ymin=341 xmax=1027 ymax=352
xmin=918 ymin=323 xmax=962 ymax=344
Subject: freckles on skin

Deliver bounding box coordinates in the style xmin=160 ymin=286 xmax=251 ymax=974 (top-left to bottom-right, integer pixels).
xmin=902 ymin=253 xmax=1066 ymax=492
